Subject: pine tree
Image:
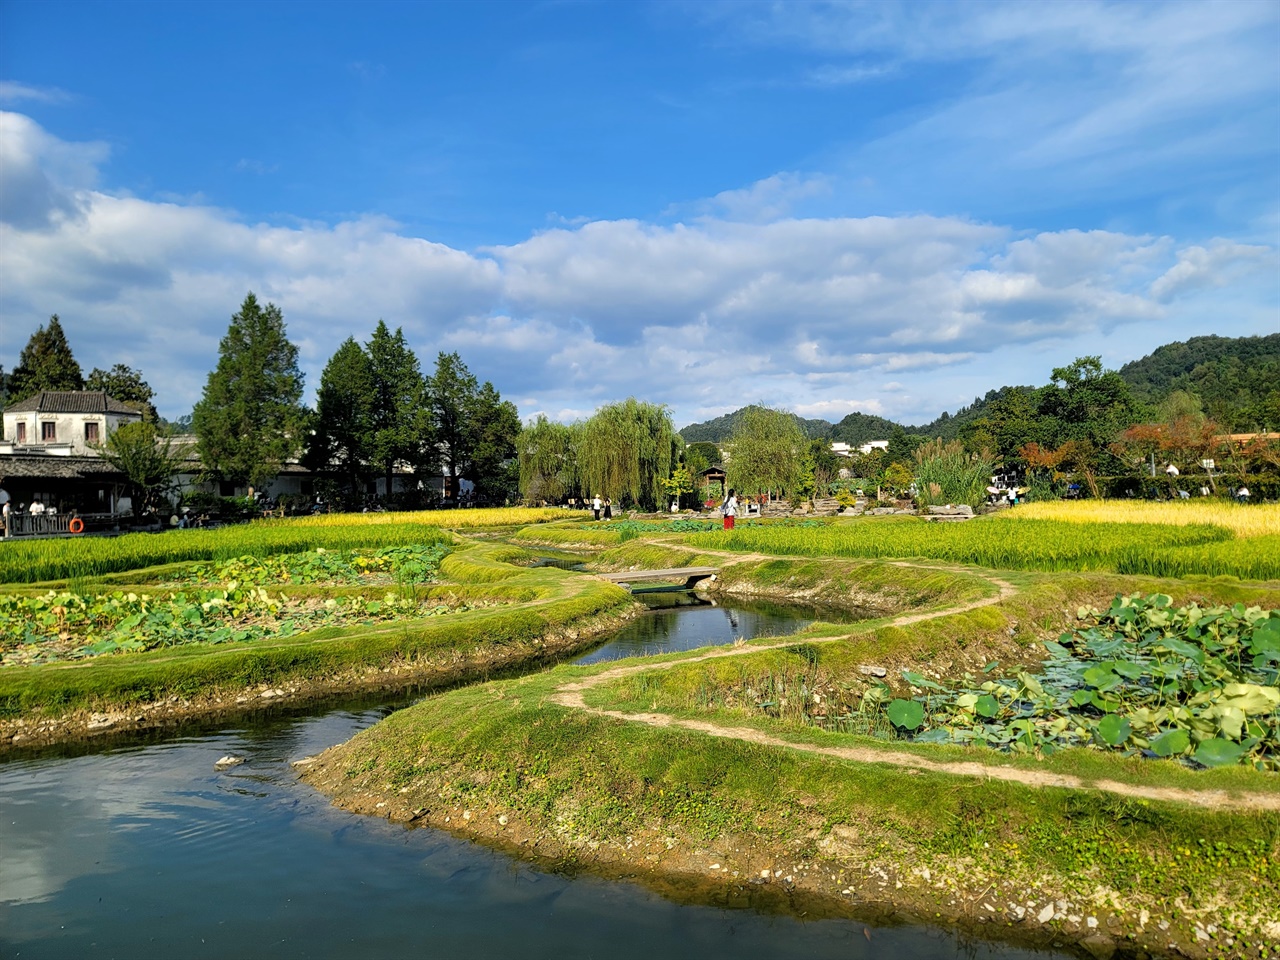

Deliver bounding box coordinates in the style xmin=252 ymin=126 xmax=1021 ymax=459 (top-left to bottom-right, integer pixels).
xmin=464 ymin=381 xmax=521 ymax=502
xmin=429 ymin=352 xmax=479 ymax=497
xmin=192 ymin=293 xmax=306 ymax=489
xmin=366 ymin=321 xmax=427 ymax=497
xmin=8 ymin=315 xmax=84 ymax=402
xmin=306 ymin=337 xmax=376 ymax=497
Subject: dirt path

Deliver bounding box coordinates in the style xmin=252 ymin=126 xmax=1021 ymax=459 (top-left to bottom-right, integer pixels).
xmin=553 ymin=557 xmax=1280 ymax=812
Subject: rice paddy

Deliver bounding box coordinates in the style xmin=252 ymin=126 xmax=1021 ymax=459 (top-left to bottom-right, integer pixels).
xmin=1009 ymin=500 xmax=1280 ymax=539
xmin=685 ymin=515 xmax=1280 ymax=578
xmin=0 ymin=507 xmax=579 ymax=584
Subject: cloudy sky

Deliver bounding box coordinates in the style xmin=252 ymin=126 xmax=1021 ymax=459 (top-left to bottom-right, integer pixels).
xmin=1 ymin=0 xmax=1277 ymax=428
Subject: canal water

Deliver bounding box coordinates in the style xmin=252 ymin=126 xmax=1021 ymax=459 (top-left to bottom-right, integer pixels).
xmin=0 ymin=601 xmax=1078 ymax=960
xmin=574 ymin=592 xmax=863 ymax=665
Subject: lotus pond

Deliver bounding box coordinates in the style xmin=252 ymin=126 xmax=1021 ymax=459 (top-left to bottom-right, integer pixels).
xmin=814 ymin=594 xmax=1279 ymax=770
xmin=0 ymin=544 xmax=473 ymax=667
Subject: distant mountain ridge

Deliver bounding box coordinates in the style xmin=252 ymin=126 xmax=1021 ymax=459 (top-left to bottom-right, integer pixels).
xmin=678 ymin=405 xmax=832 ymax=443
xmin=676 ymin=334 xmax=1277 ymax=443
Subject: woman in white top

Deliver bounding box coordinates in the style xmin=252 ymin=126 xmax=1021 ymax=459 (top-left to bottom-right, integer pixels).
xmin=722 ymin=488 xmax=738 ymax=530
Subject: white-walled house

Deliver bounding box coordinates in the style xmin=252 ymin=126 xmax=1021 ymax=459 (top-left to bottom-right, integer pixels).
xmin=0 ymin=391 xmax=143 ymax=518
xmin=1 ymin=390 xmax=142 ymax=456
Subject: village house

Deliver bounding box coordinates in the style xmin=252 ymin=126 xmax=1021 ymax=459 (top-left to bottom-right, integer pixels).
xmin=0 ymin=391 xmax=141 ymax=520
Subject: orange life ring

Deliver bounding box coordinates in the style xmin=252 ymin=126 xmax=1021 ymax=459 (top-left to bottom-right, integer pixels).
xmin=69 ymin=518 xmax=84 ymax=534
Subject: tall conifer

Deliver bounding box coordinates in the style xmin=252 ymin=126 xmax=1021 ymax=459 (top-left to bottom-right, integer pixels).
xmin=307 ymin=337 xmax=376 ymax=496
xmin=8 ymin=315 xmax=84 ymax=402
xmin=366 ymin=321 xmax=427 ymax=497
xmin=192 ymin=293 xmax=306 ymax=489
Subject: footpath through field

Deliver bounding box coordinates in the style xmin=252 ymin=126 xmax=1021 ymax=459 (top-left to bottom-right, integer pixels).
xmin=554 ymin=550 xmax=1280 ymax=812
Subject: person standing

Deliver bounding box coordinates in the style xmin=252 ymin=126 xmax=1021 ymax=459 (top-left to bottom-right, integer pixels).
xmin=592 ymin=494 xmax=602 ymax=521
xmin=1 ymin=500 xmax=9 ymax=538
xmin=603 ymin=497 xmax=613 ymax=521
xmin=722 ymin=488 xmax=738 ymax=530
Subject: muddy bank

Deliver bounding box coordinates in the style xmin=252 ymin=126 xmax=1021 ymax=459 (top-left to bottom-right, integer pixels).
xmin=0 ymin=605 xmax=638 ymax=752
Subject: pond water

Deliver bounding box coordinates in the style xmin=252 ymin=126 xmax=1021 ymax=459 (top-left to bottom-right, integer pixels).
xmin=574 ymin=592 xmax=864 ymax=665
xmin=0 ymin=605 xmax=1079 ymax=960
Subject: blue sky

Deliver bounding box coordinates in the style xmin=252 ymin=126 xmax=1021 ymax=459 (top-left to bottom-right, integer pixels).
xmin=2 ymin=0 xmax=1277 ymax=427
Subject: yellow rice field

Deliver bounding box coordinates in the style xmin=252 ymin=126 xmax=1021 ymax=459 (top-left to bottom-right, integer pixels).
xmin=283 ymin=507 xmax=587 ymax=528
xmin=1008 ymin=500 xmax=1280 ymax=539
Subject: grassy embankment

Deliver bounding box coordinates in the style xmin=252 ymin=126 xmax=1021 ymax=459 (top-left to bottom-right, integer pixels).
xmin=308 ymin=506 xmax=1280 ymax=958
xmin=0 ymin=509 xmax=630 ymax=740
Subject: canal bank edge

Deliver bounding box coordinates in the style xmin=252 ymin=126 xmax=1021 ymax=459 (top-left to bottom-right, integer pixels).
xmin=301 ymin=549 xmax=1280 ymax=960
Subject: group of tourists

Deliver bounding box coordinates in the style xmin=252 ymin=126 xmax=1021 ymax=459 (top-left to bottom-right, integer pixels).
xmin=590 ymin=495 xmax=613 ymax=521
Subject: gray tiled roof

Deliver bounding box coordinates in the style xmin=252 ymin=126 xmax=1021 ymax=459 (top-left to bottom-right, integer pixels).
xmin=0 ymin=455 xmax=125 ymax=478
xmin=3 ymin=391 xmax=143 ymax=416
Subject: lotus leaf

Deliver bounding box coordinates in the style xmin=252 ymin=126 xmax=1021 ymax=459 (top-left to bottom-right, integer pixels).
xmin=975 ymin=694 xmax=999 ymax=718
xmin=1150 ymin=728 xmax=1191 ymax=757
xmin=1193 ymin=739 xmax=1248 ymax=767
xmin=886 ymin=699 xmax=925 ymax=730
xmin=1217 ymin=683 xmax=1280 ymax=715
xmin=1097 ymin=714 xmax=1131 ymax=746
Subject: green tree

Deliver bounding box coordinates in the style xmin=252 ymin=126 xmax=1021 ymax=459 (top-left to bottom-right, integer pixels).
xmin=885 ymin=424 xmax=922 ymax=466
xmin=367 ymin=322 xmax=428 ymax=497
xmin=578 ymin=398 xmax=676 ymax=511
xmin=307 ymin=337 xmax=375 ymax=496
xmin=661 ymin=463 xmax=695 ymax=507
xmin=1040 ymin=357 xmax=1141 ymax=444
xmin=427 ymin=351 xmax=477 ymax=497
xmin=518 ymin=415 xmax=579 ymax=503
xmin=94 ymin=420 xmax=187 ymax=517
xmin=192 ymin=293 xmax=307 ymax=489
xmin=464 ymin=381 xmax=521 ymax=502
xmin=86 ymin=364 xmax=158 ymax=421
xmin=726 ymin=406 xmax=804 ymax=499
xmin=8 ymin=315 xmax=84 ymax=402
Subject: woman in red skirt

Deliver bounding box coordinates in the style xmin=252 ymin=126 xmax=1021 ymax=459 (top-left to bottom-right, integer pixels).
xmin=722 ymin=488 xmax=738 ymax=530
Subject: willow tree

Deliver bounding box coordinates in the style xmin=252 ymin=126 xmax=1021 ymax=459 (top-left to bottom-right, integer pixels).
xmin=517 ymin=415 xmax=579 ymax=503
xmin=726 ymin=405 xmax=804 ymax=499
xmin=578 ymin=399 xmax=675 ymax=511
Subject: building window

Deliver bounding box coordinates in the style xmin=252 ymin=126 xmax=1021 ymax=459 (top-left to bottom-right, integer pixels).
xmin=41 ymin=422 xmax=56 ymax=442
xmin=85 ymin=422 xmax=100 ymax=444
xmin=15 ymin=422 xmax=26 ymax=443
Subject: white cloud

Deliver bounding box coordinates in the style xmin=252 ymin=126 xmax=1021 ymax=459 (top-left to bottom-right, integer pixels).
xmin=674 ymin=172 xmax=833 ymax=222
xmin=793 ymin=398 xmax=885 ymax=418
xmin=0 ymin=112 xmax=107 ymax=229
xmin=0 ymin=82 xmax=72 ymax=105
xmin=1 ymin=112 xmax=1274 ymax=426
xmin=1149 ymin=240 xmax=1276 ymax=302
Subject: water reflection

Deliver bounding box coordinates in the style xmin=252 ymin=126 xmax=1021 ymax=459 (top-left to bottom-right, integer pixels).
xmin=574 ymin=594 xmax=864 ymax=665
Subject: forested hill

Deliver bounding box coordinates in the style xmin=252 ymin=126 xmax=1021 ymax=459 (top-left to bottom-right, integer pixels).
xmin=678 ymin=405 xmax=832 ymax=443
xmin=1117 ymin=334 xmax=1279 ymax=430
xmin=676 ymin=334 xmax=1276 ymax=443
xmin=827 ymin=411 xmax=906 ymax=445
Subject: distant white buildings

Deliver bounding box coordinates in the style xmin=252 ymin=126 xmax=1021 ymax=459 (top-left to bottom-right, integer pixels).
xmin=828 ymin=440 xmax=888 ymax=458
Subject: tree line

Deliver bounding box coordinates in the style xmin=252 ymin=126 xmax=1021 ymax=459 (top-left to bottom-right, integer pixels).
xmin=3 ymin=295 xmax=520 ymax=508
